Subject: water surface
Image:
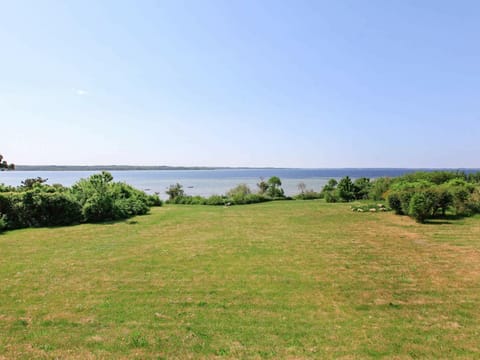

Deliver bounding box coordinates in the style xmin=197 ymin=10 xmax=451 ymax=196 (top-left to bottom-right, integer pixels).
xmin=1 ymin=168 xmax=476 ymax=199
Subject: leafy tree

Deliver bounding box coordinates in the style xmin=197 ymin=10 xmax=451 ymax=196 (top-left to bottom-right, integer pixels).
xmin=0 ymin=154 xmax=15 ymax=171
xmin=408 ymin=192 xmax=436 ymax=223
xmin=166 ymin=183 xmax=185 ymax=201
xmin=256 ymin=178 xmax=269 ymax=194
xmin=387 ymin=192 xmax=403 ymax=214
xmin=323 ymin=179 xmax=338 ymax=192
xmin=353 ymin=177 xmax=371 ymax=200
xmin=337 ymin=176 xmax=355 ymax=202
xmin=266 ymin=176 xmax=284 ymax=198
xmin=321 ymin=179 xmax=339 ymax=202
xmin=432 ymin=187 xmax=452 ymax=216
xmin=227 ymin=184 xmax=253 ymax=204
xmin=21 ymin=177 xmax=48 ymax=189
xmin=369 ymin=177 xmax=392 ymax=200
xmin=227 ymin=184 xmax=251 ymax=198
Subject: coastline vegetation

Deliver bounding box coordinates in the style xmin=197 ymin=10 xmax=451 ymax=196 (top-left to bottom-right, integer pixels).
xmin=0 ymin=154 xmax=15 ymax=171
xmin=165 ymin=177 xmax=290 ymax=206
xmin=2 ymin=168 xmax=480 ymax=234
xmin=163 ymin=170 xmax=480 ymax=224
xmin=0 ymin=171 xmax=161 ymax=233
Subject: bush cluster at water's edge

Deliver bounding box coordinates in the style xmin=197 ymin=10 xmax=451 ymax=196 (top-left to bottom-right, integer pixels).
xmin=319 ymin=171 xmax=480 ymax=223
xmin=165 ymin=178 xmax=290 ymax=206
xmin=0 ymin=171 xmax=162 ymax=232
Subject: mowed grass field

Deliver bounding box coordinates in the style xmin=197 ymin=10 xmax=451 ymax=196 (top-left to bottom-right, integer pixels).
xmin=1 ymin=201 xmax=480 ymax=359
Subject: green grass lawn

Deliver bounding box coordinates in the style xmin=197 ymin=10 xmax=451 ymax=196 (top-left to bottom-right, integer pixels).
xmin=1 ymin=201 xmax=480 ymax=359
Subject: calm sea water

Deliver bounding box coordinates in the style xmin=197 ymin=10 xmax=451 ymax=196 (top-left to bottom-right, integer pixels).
xmin=0 ymin=168 xmax=477 ymax=199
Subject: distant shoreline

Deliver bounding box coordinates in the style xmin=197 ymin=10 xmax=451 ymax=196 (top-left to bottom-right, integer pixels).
xmin=12 ymin=165 xmax=480 ymax=172
xmin=14 ymin=165 xmax=276 ymax=171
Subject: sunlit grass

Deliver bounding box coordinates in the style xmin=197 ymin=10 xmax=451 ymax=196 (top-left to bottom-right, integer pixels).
xmin=1 ymin=201 xmax=480 ymax=358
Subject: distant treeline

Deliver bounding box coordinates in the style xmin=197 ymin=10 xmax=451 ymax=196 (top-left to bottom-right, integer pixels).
xmin=0 ymin=171 xmax=162 ymax=233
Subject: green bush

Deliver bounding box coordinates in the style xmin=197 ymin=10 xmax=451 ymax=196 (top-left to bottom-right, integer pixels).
xmin=0 ymin=191 xmax=82 ymax=228
xmin=0 ymin=172 xmax=156 ymax=230
xmin=399 ymin=191 xmax=414 ymax=215
xmin=245 ymin=193 xmax=269 ymax=203
xmin=71 ymin=172 xmax=152 ymax=222
xmin=166 ymin=183 xmax=184 ymax=201
xmin=466 ymin=187 xmax=480 ymax=213
xmin=0 ymin=214 xmax=7 ymax=233
xmin=0 ymin=184 xmax=15 ymax=193
xmin=369 ymin=177 xmax=392 ymax=201
xmin=387 ymin=192 xmax=403 ymax=215
xmin=337 ymin=176 xmax=355 ymax=202
xmin=432 ymin=187 xmax=452 ymax=216
xmin=227 ymin=184 xmax=251 ymax=198
xmin=266 ymin=177 xmax=285 ymax=198
xmin=353 ymin=177 xmax=371 ymax=200
xmin=294 ymin=190 xmax=321 ymax=200
xmin=324 ymin=191 xmax=339 ymax=203
xmin=147 ymin=194 xmax=163 ymax=207
xmin=408 ymin=192 xmax=436 ymax=223
xmin=205 ymin=195 xmax=225 ymax=205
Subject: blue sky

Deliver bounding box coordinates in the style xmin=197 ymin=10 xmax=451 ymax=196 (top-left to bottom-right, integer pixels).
xmin=1 ymin=0 xmax=479 ymax=167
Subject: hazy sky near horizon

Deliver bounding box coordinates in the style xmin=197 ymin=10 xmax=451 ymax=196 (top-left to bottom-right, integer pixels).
xmin=1 ymin=0 xmax=479 ymax=167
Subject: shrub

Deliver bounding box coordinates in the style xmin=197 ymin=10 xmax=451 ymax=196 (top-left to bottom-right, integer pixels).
xmin=266 ymin=177 xmax=285 ymax=198
xmin=432 ymin=187 xmax=452 ymax=216
xmin=205 ymin=195 xmax=225 ymax=205
xmin=147 ymin=194 xmax=163 ymax=207
xmin=399 ymin=191 xmax=414 ymax=215
xmin=466 ymin=187 xmax=480 ymax=213
xmin=166 ymin=183 xmax=184 ymax=201
xmin=449 ymin=186 xmax=471 ymax=216
xmin=0 ymin=184 xmax=15 ymax=193
xmin=226 ymin=184 xmax=253 ymax=204
xmin=227 ymin=184 xmax=251 ymax=198
xmin=369 ymin=177 xmax=392 ymax=201
xmin=337 ymin=176 xmax=355 ymax=202
xmin=21 ymin=177 xmax=48 ymax=189
xmin=0 ymin=191 xmax=82 ymax=228
xmin=256 ymin=179 xmax=269 ymax=194
xmin=244 ymin=193 xmax=269 ymax=204
xmin=113 ymin=197 xmax=150 ymax=219
xmin=353 ymin=177 xmax=371 ymax=200
xmin=0 ymin=214 xmax=7 ymax=233
xmin=71 ymin=172 xmax=151 ymax=222
xmin=408 ymin=192 xmax=436 ymax=223
xmin=294 ymin=190 xmax=321 ymax=200
xmin=324 ymin=191 xmax=339 ymax=203
xmin=387 ymin=192 xmax=403 ymax=215
xmin=189 ymin=196 xmax=207 ymax=205
xmin=81 ymin=193 xmax=115 ymax=222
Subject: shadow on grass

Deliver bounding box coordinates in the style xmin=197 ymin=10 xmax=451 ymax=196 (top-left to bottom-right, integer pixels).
xmin=424 ymin=214 xmax=469 ymax=225
xmin=86 ymin=217 xmax=143 ymax=226
xmin=0 ymin=216 xmax=146 ymax=234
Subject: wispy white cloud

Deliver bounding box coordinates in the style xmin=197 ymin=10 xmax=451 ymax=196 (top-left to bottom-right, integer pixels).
xmin=74 ymin=89 xmax=88 ymax=96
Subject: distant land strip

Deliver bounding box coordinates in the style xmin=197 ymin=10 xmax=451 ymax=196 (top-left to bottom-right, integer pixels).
xmin=13 ymin=165 xmax=480 ymax=172
xmin=14 ymin=165 xmax=279 ymax=171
